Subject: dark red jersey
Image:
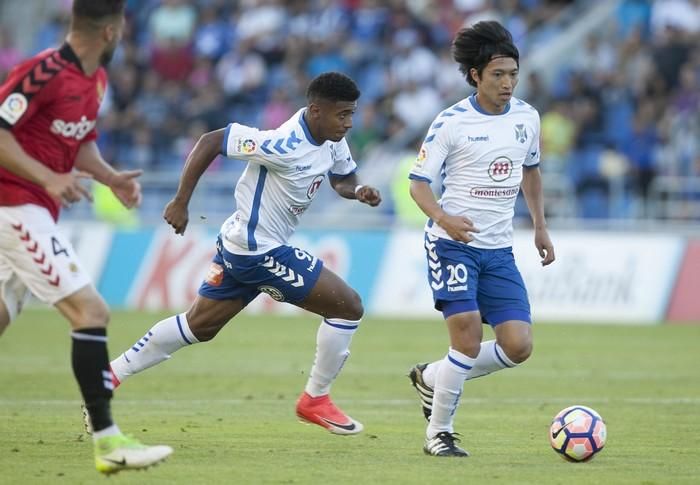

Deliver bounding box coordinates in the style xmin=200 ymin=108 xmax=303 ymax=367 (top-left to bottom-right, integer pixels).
xmin=0 ymin=43 xmax=107 ymax=221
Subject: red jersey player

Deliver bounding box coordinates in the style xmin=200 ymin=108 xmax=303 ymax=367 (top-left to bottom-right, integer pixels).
xmin=0 ymin=0 xmax=171 ymax=475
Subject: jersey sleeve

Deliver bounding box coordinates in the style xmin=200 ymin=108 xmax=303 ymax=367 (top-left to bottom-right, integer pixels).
xmin=221 ymin=122 xmax=289 ymax=170
xmin=524 ymin=112 xmax=541 ymax=167
xmin=0 ymin=59 xmax=53 ymax=131
xmin=409 ymin=120 xmax=451 ymax=184
xmin=329 ymin=138 xmax=357 ymax=177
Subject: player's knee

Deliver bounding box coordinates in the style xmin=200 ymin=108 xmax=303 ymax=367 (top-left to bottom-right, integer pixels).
xmin=341 ymin=290 xmax=364 ymax=321
xmin=185 ymin=312 xmax=225 ymax=342
xmin=72 ymin=300 xmax=110 ymax=328
xmin=502 ymin=338 xmax=532 ymax=364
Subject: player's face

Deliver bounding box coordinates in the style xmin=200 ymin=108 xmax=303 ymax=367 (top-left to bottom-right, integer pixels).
xmin=318 ymin=100 xmax=357 ymax=142
xmin=471 ymin=56 xmax=519 ymax=114
xmin=100 ymin=16 xmax=125 ymax=66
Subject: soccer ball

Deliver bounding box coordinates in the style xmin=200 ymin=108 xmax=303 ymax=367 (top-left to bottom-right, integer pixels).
xmin=549 ymin=405 xmax=606 ymax=462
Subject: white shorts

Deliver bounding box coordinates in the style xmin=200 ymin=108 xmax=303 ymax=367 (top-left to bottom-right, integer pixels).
xmin=0 ymin=204 xmax=91 ymax=320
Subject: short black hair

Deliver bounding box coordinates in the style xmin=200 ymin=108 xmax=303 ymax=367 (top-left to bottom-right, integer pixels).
xmin=72 ymin=0 xmax=125 ymax=23
xmin=306 ymin=72 xmax=360 ymax=103
xmin=452 ymin=21 xmax=519 ymax=87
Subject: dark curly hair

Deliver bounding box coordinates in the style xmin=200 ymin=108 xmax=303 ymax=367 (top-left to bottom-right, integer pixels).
xmin=306 ymin=72 xmax=361 ymax=103
xmin=452 ymin=21 xmax=520 ymax=87
xmin=72 ymin=0 xmax=125 ymax=21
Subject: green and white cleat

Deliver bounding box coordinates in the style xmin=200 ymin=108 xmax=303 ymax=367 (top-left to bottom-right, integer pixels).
xmin=94 ymin=434 xmax=172 ymax=475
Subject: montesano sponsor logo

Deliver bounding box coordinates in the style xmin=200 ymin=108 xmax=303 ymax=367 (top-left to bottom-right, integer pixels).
xmin=470 ymin=185 xmax=520 ymax=199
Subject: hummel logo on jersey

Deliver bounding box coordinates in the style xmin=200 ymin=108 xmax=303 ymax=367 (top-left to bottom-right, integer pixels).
xmin=468 ymin=135 xmax=489 ymax=142
xmin=51 ymin=115 xmax=96 ymax=140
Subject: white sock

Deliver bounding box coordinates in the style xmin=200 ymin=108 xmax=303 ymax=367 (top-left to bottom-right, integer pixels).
xmin=427 ymin=347 xmax=475 ymax=438
xmin=467 ymin=340 xmax=516 ymax=378
xmin=110 ymin=313 xmax=199 ymax=383
xmin=92 ymin=424 xmax=121 ymax=441
xmin=304 ymin=318 xmax=359 ymax=397
xmin=421 ymin=340 xmax=517 ymax=387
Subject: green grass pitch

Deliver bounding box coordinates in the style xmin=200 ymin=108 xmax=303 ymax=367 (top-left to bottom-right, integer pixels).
xmin=1 ymin=309 xmax=699 ymax=484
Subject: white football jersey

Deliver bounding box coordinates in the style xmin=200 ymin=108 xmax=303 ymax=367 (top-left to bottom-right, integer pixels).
xmin=220 ymin=108 xmax=356 ymax=254
xmin=409 ymin=94 xmax=541 ymax=249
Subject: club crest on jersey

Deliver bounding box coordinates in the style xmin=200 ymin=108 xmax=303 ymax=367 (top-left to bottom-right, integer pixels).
xmin=233 ymin=138 xmax=257 ymax=154
xmin=0 ymin=92 xmax=28 ymax=125
xmin=306 ymin=174 xmax=324 ymax=199
xmin=488 ymin=156 xmax=513 ymax=182
xmin=514 ymin=124 xmax=527 ymax=143
xmin=258 ymin=285 xmax=284 ymax=301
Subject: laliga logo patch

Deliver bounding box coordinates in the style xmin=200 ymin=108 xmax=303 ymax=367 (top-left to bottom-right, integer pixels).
xmin=488 ymin=156 xmax=513 ymax=182
xmin=415 ymin=146 xmax=427 ymax=169
xmin=235 ymin=138 xmax=257 ymax=154
xmin=0 ymin=93 xmax=28 ymax=125
xmin=258 ymin=285 xmax=284 ymax=301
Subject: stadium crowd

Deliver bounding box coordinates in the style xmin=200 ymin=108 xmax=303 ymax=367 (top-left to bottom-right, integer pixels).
xmin=0 ymin=0 xmax=698 ymax=220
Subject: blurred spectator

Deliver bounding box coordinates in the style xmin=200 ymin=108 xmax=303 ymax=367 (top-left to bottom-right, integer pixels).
xmin=0 ymin=27 xmax=21 ymax=80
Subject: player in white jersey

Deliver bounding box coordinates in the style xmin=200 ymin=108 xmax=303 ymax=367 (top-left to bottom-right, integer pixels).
xmin=104 ymin=72 xmax=381 ymax=437
xmin=406 ymin=21 xmax=555 ymax=457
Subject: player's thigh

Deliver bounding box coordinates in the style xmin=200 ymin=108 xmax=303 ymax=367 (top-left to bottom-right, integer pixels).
xmin=425 ymin=233 xmax=480 ymax=311
xmin=477 ymin=248 xmax=531 ymax=326
xmin=296 ymin=265 xmax=363 ymax=320
xmin=195 ymin=244 xmax=261 ymax=340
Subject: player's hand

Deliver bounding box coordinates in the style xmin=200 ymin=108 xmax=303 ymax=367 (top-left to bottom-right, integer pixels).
xmin=163 ymin=198 xmax=189 ymax=235
xmin=46 ymin=171 xmax=93 ymax=207
xmin=109 ymin=169 xmax=143 ymax=209
xmin=437 ymin=213 xmax=479 ymax=243
xmin=356 ymin=185 xmax=382 ymax=207
xmin=535 ymin=227 xmax=555 ymax=266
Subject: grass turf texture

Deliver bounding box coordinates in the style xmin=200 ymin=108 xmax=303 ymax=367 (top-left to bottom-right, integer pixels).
xmin=1 ymin=309 xmax=698 ymax=484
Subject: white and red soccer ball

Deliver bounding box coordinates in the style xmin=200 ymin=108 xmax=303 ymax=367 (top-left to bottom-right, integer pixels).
xmin=550 ymin=405 xmax=607 ymax=462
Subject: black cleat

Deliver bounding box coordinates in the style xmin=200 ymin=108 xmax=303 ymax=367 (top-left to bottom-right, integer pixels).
xmin=423 ymin=432 xmax=469 ymax=457
xmin=408 ymin=363 xmax=434 ymax=421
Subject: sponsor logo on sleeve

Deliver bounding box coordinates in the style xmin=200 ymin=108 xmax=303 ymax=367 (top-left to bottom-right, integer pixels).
xmin=233 ymin=138 xmax=257 ymax=154
xmin=0 ymin=93 xmax=28 ymax=125
xmin=414 ymin=145 xmax=427 ymax=169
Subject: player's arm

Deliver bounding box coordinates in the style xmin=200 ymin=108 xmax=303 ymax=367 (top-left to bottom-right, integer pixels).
xmin=163 ymin=128 xmax=225 ymax=235
xmin=0 ymin=127 xmax=92 ymax=206
xmin=329 ymin=173 xmax=381 ymax=207
xmin=75 ymin=141 xmax=142 ymax=209
xmin=521 ymin=166 xmax=555 ymax=266
xmin=409 ymin=179 xmax=477 ymax=243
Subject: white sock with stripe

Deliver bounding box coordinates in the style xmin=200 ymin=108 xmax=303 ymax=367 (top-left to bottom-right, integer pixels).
xmin=110 ymin=313 xmax=198 ymax=384
xmin=426 ymin=347 xmax=475 ymax=438
xmin=422 ymin=340 xmax=517 ymax=387
xmin=304 ymin=318 xmax=359 ymax=397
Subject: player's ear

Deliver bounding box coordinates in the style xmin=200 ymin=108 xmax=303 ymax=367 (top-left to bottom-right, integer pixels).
xmin=469 ymin=67 xmax=480 ymax=85
xmin=307 ymin=102 xmax=321 ymax=119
